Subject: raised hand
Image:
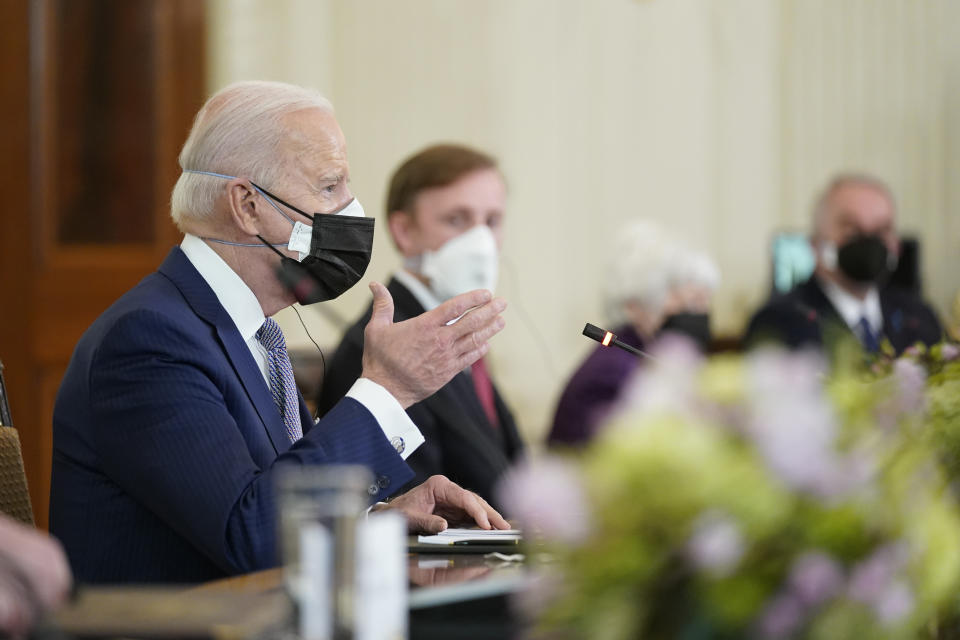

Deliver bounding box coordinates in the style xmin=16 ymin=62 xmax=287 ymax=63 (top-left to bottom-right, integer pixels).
xmin=360 ymin=282 xmax=507 ymax=408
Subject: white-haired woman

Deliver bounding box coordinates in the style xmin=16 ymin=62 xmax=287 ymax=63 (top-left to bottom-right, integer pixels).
xmin=548 ymin=221 xmax=719 ymax=446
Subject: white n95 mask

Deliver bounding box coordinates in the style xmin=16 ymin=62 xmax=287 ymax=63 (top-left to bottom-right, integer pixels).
xmin=413 ymin=225 xmax=499 ymax=302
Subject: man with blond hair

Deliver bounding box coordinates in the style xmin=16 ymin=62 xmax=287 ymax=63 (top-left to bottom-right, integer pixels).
xmin=50 ymin=81 xmax=509 ymax=584
xmin=745 ymin=173 xmax=941 ymax=354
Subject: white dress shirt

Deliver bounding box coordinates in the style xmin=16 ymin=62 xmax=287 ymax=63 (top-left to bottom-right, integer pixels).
xmin=393 ymin=268 xmax=442 ymax=312
xmin=180 ymin=234 xmax=423 ymax=458
xmin=819 ymin=276 xmax=883 ymax=335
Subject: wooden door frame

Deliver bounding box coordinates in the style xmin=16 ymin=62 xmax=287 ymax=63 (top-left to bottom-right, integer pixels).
xmin=0 ymin=0 xmax=206 ymax=530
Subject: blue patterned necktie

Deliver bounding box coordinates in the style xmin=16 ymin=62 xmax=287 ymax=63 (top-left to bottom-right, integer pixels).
xmin=257 ymin=318 xmax=303 ymax=442
xmin=856 ymin=316 xmax=880 ymax=353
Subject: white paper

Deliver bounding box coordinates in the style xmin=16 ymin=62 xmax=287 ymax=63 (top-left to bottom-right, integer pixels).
xmin=355 ymin=512 xmax=407 ymax=640
xmin=417 ymin=527 xmax=523 ymax=545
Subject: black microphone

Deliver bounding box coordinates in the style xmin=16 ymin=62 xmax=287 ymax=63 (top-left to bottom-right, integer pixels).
xmin=582 ymin=323 xmax=656 ymax=360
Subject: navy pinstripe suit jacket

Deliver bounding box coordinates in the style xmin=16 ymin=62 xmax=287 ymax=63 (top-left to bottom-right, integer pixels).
xmin=50 ymin=248 xmax=412 ymax=584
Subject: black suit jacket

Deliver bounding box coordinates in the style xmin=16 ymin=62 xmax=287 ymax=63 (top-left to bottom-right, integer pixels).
xmin=318 ymin=277 xmax=524 ymax=508
xmin=744 ymin=276 xmax=942 ymax=355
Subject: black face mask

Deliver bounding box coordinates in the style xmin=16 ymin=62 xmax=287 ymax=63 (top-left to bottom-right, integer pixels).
xmin=658 ymin=313 xmax=711 ymax=352
xmin=253 ymin=183 xmax=375 ymax=305
xmin=836 ymin=234 xmax=889 ymax=284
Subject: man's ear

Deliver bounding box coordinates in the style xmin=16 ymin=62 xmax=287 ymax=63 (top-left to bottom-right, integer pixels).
xmin=387 ymin=210 xmax=418 ymax=256
xmin=225 ymin=179 xmax=262 ymax=237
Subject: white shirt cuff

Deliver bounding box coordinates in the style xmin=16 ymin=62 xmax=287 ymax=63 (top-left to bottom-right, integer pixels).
xmin=346 ymin=378 xmax=424 ymax=460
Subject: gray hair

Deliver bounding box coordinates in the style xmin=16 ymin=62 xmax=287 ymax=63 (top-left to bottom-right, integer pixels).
xmin=170 ymin=80 xmax=333 ymax=230
xmin=672 ymin=247 xmax=721 ymax=292
xmin=811 ymin=172 xmax=896 ymax=239
xmin=602 ymin=220 xmax=718 ymax=326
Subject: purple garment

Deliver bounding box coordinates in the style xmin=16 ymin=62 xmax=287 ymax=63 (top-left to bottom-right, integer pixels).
xmin=548 ymin=325 xmax=645 ymax=446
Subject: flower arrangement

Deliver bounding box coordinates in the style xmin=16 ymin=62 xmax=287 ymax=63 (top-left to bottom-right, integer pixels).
xmin=867 ymin=342 xmax=960 ymax=494
xmin=503 ymin=340 xmax=960 ymax=640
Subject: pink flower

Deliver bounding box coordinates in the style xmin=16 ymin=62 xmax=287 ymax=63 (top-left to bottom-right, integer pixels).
xmin=511 ymin=565 xmax=566 ymax=620
xmin=848 ymin=542 xmax=910 ymax=610
xmin=757 ymin=592 xmax=804 ymax=638
xmin=742 ymin=348 xmax=873 ymax=499
xmin=788 ymin=551 xmax=844 ymax=607
xmin=496 ymin=456 xmax=591 ymax=544
xmin=941 ymin=343 xmax=960 ymax=361
xmin=747 ymin=347 xmax=827 ymax=398
xmin=648 ymin=332 xmax=704 ymax=367
xmin=618 ymin=334 xmax=702 ymax=417
xmin=893 ymin=359 xmax=927 ymax=415
xmin=873 ymin=580 xmax=914 ymax=625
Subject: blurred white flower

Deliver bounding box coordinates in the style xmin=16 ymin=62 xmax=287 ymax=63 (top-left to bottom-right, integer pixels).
xmin=742 ymin=348 xmax=868 ymax=500
xmin=511 ymin=564 xmax=566 ymax=620
xmin=619 ymin=334 xmax=703 ymax=418
xmin=941 ymin=343 xmax=960 ymax=361
xmin=893 ymin=359 xmax=927 ymax=416
xmin=787 ymin=551 xmax=844 ymax=607
xmin=496 ymin=456 xmax=591 ymax=544
xmin=748 ymin=348 xmax=827 ymax=398
xmin=649 ymin=332 xmax=704 ymax=365
xmin=848 ymin=542 xmax=911 ymax=613
xmin=873 ymin=580 xmax=914 ymax=625
xmin=903 ymin=345 xmax=923 ymax=358
xmin=686 ymin=511 xmax=744 ymax=576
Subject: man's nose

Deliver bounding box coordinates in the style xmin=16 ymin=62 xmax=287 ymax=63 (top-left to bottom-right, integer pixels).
xmin=331 ymin=193 xmax=355 ymax=214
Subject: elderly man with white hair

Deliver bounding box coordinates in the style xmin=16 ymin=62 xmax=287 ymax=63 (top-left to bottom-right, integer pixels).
xmin=49 ymin=81 xmax=510 ymax=584
xmin=547 ymin=220 xmax=719 ymax=446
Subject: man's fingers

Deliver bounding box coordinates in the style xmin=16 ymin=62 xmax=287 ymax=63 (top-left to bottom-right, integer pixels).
xmin=367 ymin=281 xmax=395 ymax=329
xmin=454 ymin=342 xmax=491 ymax=372
xmin=410 ymin=513 xmax=448 ymax=535
xmin=439 ymin=484 xmax=492 ymax=530
xmin=489 ymin=511 xmax=511 ymax=530
xmin=473 ymin=494 xmax=512 ymax=530
xmin=453 ymin=315 xmax=505 ymax=356
xmin=445 ymin=297 xmax=507 ymax=338
xmin=432 ymin=289 xmax=494 ymax=325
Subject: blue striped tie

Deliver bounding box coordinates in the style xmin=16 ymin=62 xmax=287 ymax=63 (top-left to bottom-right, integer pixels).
xmin=856 ymin=316 xmax=880 ymax=353
xmin=257 ymin=318 xmax=303 ymax=442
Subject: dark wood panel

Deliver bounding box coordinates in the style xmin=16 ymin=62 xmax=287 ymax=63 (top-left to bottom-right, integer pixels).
xmin=0 ymin=0 xmax=206 ymax=530
xmin=31 ymin=365 xmax=65 ymax=526
xmin=53 ymin=0 xmax=158 ymax=246
xmin=0 ymin=0 xmax=37 ymax=524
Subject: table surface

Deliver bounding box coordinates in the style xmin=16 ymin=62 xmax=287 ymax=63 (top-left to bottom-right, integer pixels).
xmin=54 ymin=546 xmax=526 ymax=639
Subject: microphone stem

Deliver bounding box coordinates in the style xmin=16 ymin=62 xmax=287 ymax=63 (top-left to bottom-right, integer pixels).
xmin=613 ymin=339 xmax=657 ymax=360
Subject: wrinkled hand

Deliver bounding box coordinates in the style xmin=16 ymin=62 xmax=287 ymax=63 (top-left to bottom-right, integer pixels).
xmin=361 ymin=282 xmax=507 ymax=408
xmin=0 ymin=516 xmax=72 ymax=638
xmin=373 ymin=475 xmax=511 ymax=534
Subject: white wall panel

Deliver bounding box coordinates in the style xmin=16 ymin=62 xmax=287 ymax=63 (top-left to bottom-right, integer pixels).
xmin=206 ymin=0 xmax=958 ymax=444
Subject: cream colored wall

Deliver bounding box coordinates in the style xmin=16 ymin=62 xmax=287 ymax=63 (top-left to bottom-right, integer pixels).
xmin=779 ymin=0 xmax=960 ymax=331
xmin=207 ymin=0 xmax=960 ymax=446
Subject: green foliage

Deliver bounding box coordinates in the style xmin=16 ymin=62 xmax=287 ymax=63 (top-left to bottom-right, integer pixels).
xmin=531 ymin=343 xmax=960 ymax=640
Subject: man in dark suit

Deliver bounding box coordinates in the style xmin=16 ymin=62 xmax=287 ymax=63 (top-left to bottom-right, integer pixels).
xmin=50 ymin=82 xmax=509 ymax=584
xmin=745 ymin=173 xmax=942 ymax=354
xmin=319 ymin=145 xmax=524 ymax=509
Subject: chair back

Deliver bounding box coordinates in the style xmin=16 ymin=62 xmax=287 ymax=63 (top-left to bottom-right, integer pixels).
xmin=0 ymin=361 xmax=33 ymax=525
xmin=0 ymin=426 xmax=34 ymax=525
